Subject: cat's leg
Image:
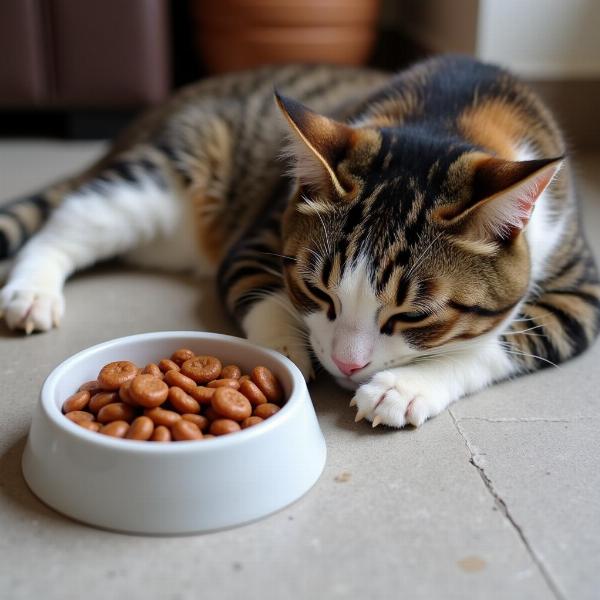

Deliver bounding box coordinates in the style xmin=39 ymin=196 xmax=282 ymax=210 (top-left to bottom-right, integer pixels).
xmin=242 ymin=291 xmax=314 ymax=380
xmin=1 ymin=163 xmax=183 ymax=332
xmin=218 ymin=207 xmax=314 ymax=380
xmin=352 ymin=337 xmax=515 ymax=428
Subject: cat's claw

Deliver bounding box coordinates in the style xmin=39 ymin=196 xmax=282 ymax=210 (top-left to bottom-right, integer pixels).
xmin=371 ymin=415 xmax=383 ymax=428
xmin=349 ymin=397 xmax=357 ymax=408
xmin=354 ymin=408 xmax=367 ymax=422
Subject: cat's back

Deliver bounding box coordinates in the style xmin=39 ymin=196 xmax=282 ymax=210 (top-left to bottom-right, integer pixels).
xmin=111 ymin=64 xmax=388 ymax=154
xmin=357 ymin=55 xmax=564 ymax=160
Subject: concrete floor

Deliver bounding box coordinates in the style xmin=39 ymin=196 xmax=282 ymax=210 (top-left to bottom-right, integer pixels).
xmin=0 ymin=141 xmax=599 ymax=600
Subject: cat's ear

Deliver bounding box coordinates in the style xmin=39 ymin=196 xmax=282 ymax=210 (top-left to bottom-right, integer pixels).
xmin=448 ymin=155 xmax=564 ymax=242
xmin=275 ymin=91 xmax=353 ymax=197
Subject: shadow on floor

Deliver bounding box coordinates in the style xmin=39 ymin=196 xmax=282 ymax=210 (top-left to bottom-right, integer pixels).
xmin=0 ymin=435 xmax=72 ymax=527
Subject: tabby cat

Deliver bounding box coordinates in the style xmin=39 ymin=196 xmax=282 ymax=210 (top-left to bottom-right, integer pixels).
xmin=1 ymin=56 xmax=599 ymax=428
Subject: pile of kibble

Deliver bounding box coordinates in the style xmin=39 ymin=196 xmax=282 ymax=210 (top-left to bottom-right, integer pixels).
xmin=61 ymin=348 xmax=285 ymax=442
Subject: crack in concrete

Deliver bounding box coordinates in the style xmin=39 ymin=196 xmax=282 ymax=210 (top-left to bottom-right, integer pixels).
xmin=449 ymin=409 xmax=567 ymax=600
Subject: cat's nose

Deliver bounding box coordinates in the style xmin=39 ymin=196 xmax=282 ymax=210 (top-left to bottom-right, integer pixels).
xmin=331 ymin=356 xmax=370 ymax=377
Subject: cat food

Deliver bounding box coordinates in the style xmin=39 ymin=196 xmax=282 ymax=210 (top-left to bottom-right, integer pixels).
xmin=62 ymin=390 xmax=90 ymax=413
xmin=181 ymin=355 xmax=222 ymax=384
xmin=251 ymin=366 xmax=284 ymax=403
xmin=61 ymin=349 xmax=285 ymax=442
xmin=129 ymin=375 xmax=169 ymax=408
xmin=97 ymin=361 xmax=138 ymax=390
xmin=253 ymin=403 xmax=281 ymax=419
xmin=211 ymin=388 xmax=252 ymax=421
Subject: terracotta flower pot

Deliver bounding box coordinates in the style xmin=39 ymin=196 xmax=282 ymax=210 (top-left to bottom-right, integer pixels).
xmin=192 ymin=0 xmax=381 ymax=73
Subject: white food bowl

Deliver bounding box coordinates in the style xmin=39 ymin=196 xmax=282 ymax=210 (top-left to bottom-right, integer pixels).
xmin=22 ymin=331 xmax=326 ymax=535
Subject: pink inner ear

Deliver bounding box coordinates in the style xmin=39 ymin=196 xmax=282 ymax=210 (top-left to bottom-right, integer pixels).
xmin=473 ymin=160 xmax=562 ymax=240
xmin=517 ymin=171 xmax=551 ymax=227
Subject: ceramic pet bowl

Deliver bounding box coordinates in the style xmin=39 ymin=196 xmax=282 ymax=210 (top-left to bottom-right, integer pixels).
xmin=22 ymin=331 xmax=326 ymax=535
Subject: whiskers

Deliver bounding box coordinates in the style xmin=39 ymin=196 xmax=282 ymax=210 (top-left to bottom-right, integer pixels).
xmin=382 ymin=328 xmax=560 ymax=374
xmin=502 ymin=322 xmax=548 ymax=338
xmin=258 ymin=251 xmax=296 ymax=263
xmin=497 ymin=339 xmax=560 ymax=369
xmin=302 ymin=194 xmax=333 ymax=257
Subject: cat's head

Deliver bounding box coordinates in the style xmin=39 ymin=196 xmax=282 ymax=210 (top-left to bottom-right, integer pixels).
xmin=275 ymin=92 xmax=562 ymax=387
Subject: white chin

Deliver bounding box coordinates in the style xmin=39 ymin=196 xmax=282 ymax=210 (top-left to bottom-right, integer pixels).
xmin=335 ymin=377 xmax=360 ymax=391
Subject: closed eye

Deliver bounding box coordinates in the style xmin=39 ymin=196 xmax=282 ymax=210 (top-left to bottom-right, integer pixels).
xmin=380 ymin=310 xmax=430 ymax=335
xmin=395 ymin=311 xmax=430 ymax=322
xmin=304 ymin=280 xmax=337 ymax=320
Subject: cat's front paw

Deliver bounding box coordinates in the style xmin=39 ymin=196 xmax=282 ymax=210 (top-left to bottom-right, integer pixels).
xmin=0 ymin=284 xmax=65 ymax=334
xmin=352 ymin=369 xmax=448 ymax=428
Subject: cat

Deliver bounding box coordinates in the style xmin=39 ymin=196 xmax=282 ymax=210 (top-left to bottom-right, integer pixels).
xmin=1 ymin=56 xmax=598 ymax=428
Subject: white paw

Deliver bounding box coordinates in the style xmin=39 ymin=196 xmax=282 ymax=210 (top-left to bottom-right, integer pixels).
xmin=0 ymin=284 xmax=65 ymax=333
xmin=351 ymin=369 xmax=447 ymax=429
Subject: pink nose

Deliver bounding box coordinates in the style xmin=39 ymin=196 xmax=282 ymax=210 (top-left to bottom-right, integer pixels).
xmin=332 ymin=356 xmax=369 ymax=377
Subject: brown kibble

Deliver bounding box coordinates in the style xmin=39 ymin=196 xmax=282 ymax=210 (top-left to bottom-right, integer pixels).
xmin=164 ymin=370 xmax=198 ymax=394
xmin=210 ymin=419 xmax=241 ymax=436
xmin=65 ymin=410 xmax=95 ymax=424
xmin=203 ymin=406 xmax=220 ymax=421
xmin=118 ymin=380 xmax=137 ymax=406
xmin=129 ymin=374 xmax=169 ymax=408
xmin=78 ymin=380 xmax=103 ymax=395
xmin=125 ymin=416 xmax=154 ymax=441
xmin=158 ymin=358 xmax=180 ymax=373
xmin=241 ymin=416 xmax=263 ymax=429
xmin=99 ymin=420 xmax=129 ymax=438
xmin=144 ymin=407 xmax=181 ymax=427
xmin=63 ymin=390 xmax=90 ymax=413
xmin=65 ymin=350 xmax=287 ymax=442
xmin=189 ymin=385 xmax=215 ymax=404
xmin=170 ymin=348 xmax=195 ymax=366
xmin=211 ymin=387 xmax=252 ymax=421
xmin=238 ymin=379 xmax=267 ymax=406
xmin=251 ymin=366 xmax=283 ymax=403
xmin=98 ymin=361 xmax=138 ymax=390
xmin=220 ymin=365 xmax=242 ymax=380
xmin=150 ymin=425 xmax=172 ymax=442
xmin=253 ymin=403 xmax=281 ymax=419
xmin=171 ymin=419 xmax=203 ymax=441
xmin=78 ymin=420 xmax=101 ymax=432
xmin=97 ymin=402 xmax=135 ymax=424
xmin=181 ymin=355 xmax=222 ymax=384
xmin=182 ymin=413 xmax=209 ymax=431
xmin=168 ymin=386 xmax=200 ymax=414
xmin=207 ymin=378 xmax=240 ymax=390
xmin=142 ymin=363 xmax=163 ymax=378
xmin=88 ymin=391 xmax=119 ymax=414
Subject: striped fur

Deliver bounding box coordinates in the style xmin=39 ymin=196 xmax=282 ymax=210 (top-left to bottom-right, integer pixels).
xmin=1 ymin=56 xmax=598 ymax=428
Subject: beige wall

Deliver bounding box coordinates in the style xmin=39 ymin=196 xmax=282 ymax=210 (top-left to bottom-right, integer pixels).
xmin=477 ymin=0 xmax=600 ymax=79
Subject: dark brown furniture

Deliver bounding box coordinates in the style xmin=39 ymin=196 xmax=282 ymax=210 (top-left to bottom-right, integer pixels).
xmin=0 ymin=0 xmax=171 ymax=109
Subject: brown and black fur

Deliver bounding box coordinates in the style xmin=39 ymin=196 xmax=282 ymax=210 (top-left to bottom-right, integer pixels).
xmin=1 ymin=56 xmax=598 ymax=376
xmin=223 ymin=56 xmax=600 ymax=373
